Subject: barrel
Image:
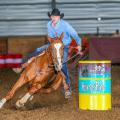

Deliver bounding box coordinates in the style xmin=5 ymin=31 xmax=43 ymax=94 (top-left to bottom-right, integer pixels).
xmin=79 ymin=60 xmax=111 ymax=110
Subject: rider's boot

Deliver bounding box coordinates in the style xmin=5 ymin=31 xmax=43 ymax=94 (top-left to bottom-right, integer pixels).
xmin=12 ymin=62 xmax=28 ymax=73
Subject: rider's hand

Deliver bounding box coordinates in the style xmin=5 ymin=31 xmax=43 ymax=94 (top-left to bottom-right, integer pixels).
xmin=76 ymin=45 xmax=82 ymax=52
xmin=76 ymin=45 xmax=83 ymax=56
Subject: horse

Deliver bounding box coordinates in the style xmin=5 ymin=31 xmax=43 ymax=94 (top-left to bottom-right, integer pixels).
xmin=0 ymin=33 xmax=69 ymax=109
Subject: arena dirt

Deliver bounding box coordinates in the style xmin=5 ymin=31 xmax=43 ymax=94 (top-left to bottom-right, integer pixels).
xmin=0 ymin=65 xmax=120 ymax=120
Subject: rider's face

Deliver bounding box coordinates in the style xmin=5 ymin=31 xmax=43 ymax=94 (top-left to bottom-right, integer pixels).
xmin=51 ymin=16 xmax=60 ymax=24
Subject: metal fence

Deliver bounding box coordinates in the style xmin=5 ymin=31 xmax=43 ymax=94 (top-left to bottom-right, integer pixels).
xmin=0 ymin=0 xmax=120 ymax=36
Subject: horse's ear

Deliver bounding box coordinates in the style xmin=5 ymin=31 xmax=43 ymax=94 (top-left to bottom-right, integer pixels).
xmin=59 ymin=32 xmax=64 ymax=41
xmin=48 ymin=36 xmax=54 ymax=43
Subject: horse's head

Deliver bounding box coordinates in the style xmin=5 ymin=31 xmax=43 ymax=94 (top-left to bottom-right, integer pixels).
xmin=48 ymin=33 xmax=64 ymax=72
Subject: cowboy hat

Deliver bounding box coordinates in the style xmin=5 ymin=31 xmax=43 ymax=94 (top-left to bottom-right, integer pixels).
xmin=48 ymin=8 xmax=64 ymax=18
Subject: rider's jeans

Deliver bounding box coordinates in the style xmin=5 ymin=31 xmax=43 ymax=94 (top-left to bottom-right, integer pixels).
xmin=62 ymin=47 xmax=71 ymax=92
xmin=22 ymin=44 xmax=49 ymax=63
xmin=22 ymin=44 xmax=71 ymax=92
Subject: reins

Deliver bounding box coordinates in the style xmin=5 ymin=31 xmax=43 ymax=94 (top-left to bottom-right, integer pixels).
xmin=48 ymin=45 xmax=81 ymax=67
xmin=34 ymin=45 xmax=82 ymax=74
xmin=62 ymin=52 xmax=80 ymax=64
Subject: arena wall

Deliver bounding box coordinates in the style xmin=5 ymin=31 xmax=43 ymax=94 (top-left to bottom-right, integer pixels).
xmin=0 ymin=36 xmax=47 ymax=57
xmin=0 ymin=38 xmax=7 ymax=54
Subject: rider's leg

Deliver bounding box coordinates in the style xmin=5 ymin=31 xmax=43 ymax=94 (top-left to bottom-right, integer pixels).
xmin=22 ymin=44 xmax=49 ymax=63
xmin=13 ymin=44 xmax=49 ymax=73
xmin=61 ymin=47 xmax=72 ymax=98
xmin=62 ymin=64 xmax=71 ymax=91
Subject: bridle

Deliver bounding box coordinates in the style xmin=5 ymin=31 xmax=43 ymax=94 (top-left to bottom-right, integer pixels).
xmin=48 ymin=45 xmax=82 ymax=67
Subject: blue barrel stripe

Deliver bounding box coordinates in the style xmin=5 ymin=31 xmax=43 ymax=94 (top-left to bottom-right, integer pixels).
xmin=79 ymin=73 xmax=111 ymax=78
xmin=79 ymin=80 xmax=111 ymax=94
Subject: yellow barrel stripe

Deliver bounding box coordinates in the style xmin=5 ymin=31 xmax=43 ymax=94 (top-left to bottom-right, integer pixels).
xmin=79 ymin=94 xmax=111 ymax=110
xmin=79 ymin=60 xmax=111 ymax=64
xmin=79 ymin=77 xmax=111 ymax=80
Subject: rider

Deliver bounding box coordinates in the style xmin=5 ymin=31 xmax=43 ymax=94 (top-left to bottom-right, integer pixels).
xmin=13 ymin=8 xmax=82 ymax=98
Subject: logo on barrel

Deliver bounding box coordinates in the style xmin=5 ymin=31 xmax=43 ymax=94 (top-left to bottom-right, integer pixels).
xmin=79 ymin=80 xmax=111 ymax=94
xmin=82 ymin=81 xmax=105 ymax=93
xmin=80 ymin=64 xmax=111 ymax=78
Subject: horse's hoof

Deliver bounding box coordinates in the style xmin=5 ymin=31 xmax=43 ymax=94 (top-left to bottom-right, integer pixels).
xmin=0 ymin=101 xmax=4 ymax=109
xmin=0 ymin=99 xmax=6 ymax=109
xmin=15 ymin=105 xmax=26 ymax=111
xmin=29 ymin=95 xmax=33 ymax=101
xmin=15 ymin=100 xmax=24 ymax=109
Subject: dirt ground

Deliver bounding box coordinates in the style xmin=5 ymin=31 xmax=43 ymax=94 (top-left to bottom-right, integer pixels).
xmin=0 ymin=65 xmax=120 ymax=120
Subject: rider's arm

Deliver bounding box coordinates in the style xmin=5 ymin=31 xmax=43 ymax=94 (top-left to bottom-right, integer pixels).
xmin=66 ymin=22 xmax=82 ymax=51
xmin=47 ymin=22 xmax=54 ymax=38
xmin=65 ymin=22 xmax=81 ymax=45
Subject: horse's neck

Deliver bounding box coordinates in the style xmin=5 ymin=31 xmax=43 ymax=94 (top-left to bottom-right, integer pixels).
xmin=45 ymin=46 xmax=53 ymax=64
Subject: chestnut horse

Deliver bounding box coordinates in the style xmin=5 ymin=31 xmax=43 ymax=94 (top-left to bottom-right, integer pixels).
xmin=0 ymin=33 xmax=69 ymax=109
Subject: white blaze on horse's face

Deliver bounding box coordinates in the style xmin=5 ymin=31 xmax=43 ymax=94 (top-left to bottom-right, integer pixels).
xmin=54 ymin=43 xmax=62 ymax=71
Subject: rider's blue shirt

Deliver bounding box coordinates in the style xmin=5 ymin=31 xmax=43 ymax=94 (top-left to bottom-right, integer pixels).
xmin=47 ymin=19 xmax=81 ymax=46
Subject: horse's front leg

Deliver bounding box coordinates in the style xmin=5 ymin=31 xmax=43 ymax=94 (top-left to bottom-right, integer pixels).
xmin=15 ymin=73 xmax=49 ymax=108
xmin=15 ymin=72 xmax=63 ymax=108
xmin=0 ymin=73 xmax=28 ymax=109
xmin=15 ymin=82 xmax=42 ymax=108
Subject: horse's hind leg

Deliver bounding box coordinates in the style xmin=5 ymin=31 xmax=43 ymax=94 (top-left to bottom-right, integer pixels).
xmin=0 ymin=73 xmax=28 ymax=108
xmin=42 ymin=71 xmax=69 ymax=93
xmin=40 ymin=72 xmax=64 ymax=94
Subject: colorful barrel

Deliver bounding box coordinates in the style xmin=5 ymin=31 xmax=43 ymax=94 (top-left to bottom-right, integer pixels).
xmin=79 ymin=60 xmax=111 ymax=110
